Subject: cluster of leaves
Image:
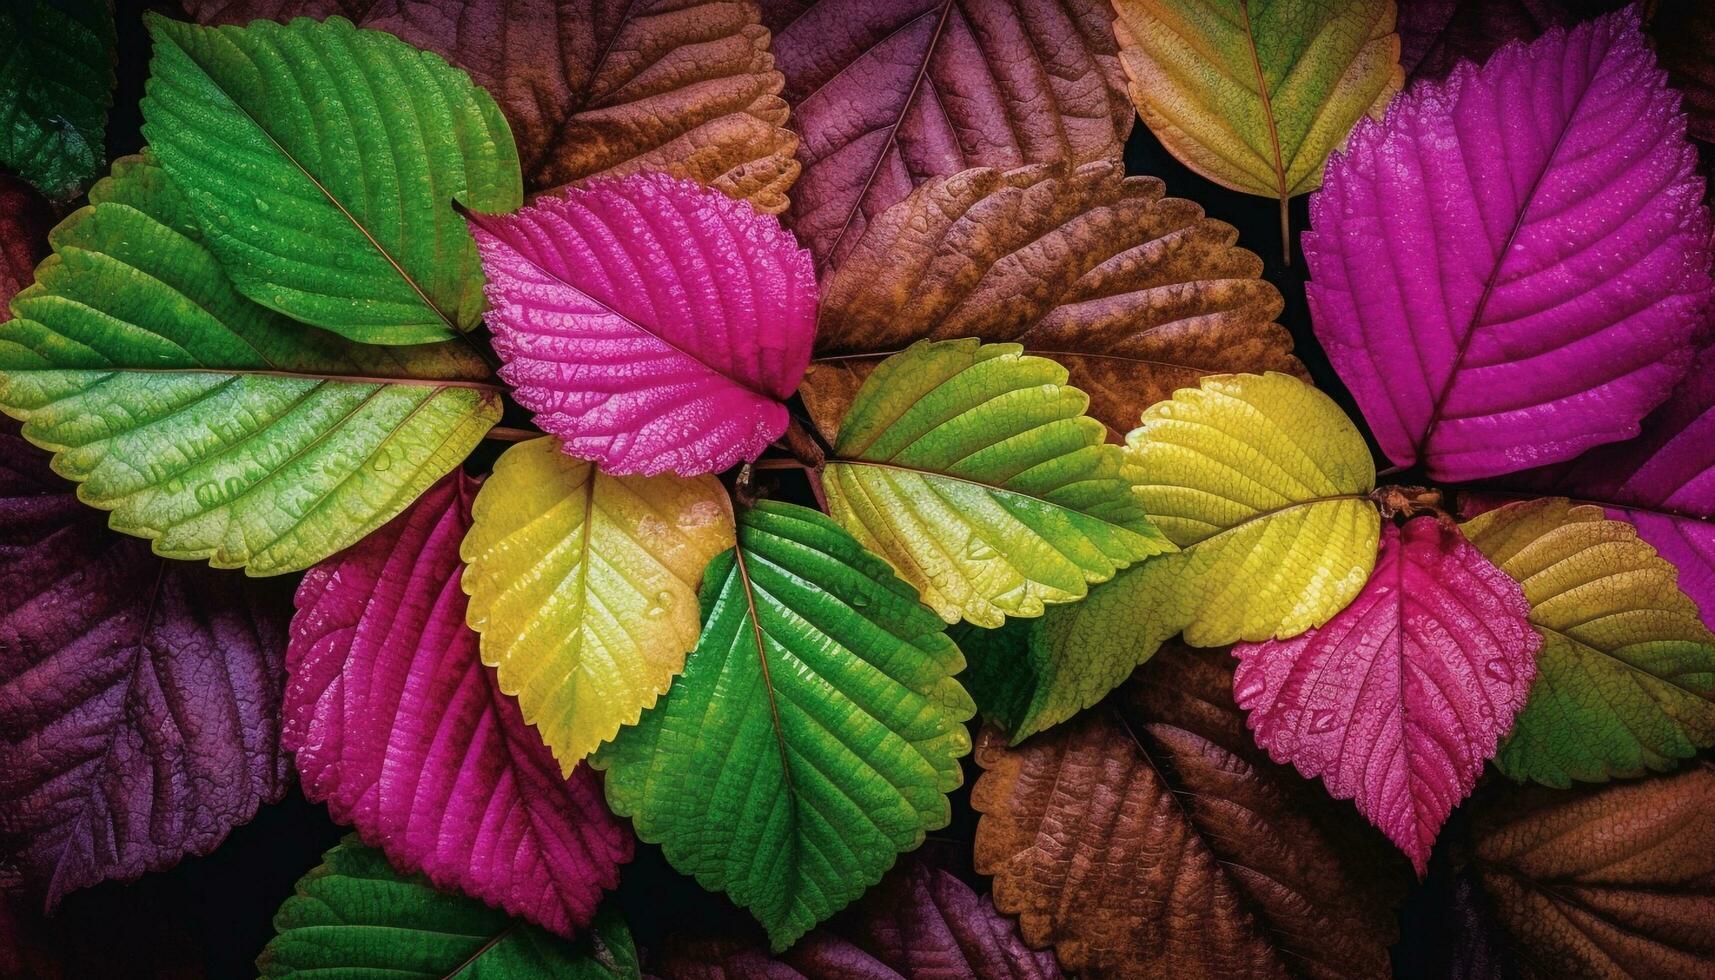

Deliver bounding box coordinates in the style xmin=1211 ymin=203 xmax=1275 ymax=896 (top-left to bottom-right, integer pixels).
xmin=1 ymin=0 xmax=1713 ymax=977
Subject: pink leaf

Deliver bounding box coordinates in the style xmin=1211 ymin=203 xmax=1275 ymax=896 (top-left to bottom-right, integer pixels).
xmin=0 ymin=420 xmax=292 ymax=905
xmin=287 ymin=473 xmax=632 ymax=936
xmin=468 ymin=172 xmax=817 ymax=476
xmin=1305 ymin=9 xmax=1714 ymax=482
xmin=1232 ymin=519 xmax=1540 ymax=874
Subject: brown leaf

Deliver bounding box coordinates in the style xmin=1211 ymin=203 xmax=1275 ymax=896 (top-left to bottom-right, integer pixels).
xmin=800 ymin=161 xmax=1302 ymax=443
xmin=971 ymin=642 xmax=1405 ymax=980
xmin=766 ymin=0 xmax=1133 ymax=270
xmin=186 ymin=0 xmax=801 ymax=211
xmin=1465 ymin=762 xmax=1715 ymax=979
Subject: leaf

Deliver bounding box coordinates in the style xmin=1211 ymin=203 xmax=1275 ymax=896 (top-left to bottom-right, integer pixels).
xmin=768 ymin=0 xmax=1133 ymax=270
xmin=1462 ymin=498 xmax=1715 ymax=786
xmin=468 ymin=172 xmax=817 ymax=477
xmin=0 ymin=177 xmax=51 ymax=316
xmin=258 ymin=837 xmax=641 ymax=979
xmin=1463 ymin=761 xmax=1715 ymax=977
xmin=0 ymin=154 xmax=501 ymax=575
xmin=288 ymin=473 xmax=632 ymax=937
xmin=1031 ymin=370 xmax=1379 ymax=693
xmin=1304 ymin=9 xmax=1715 ymax=482
xmin=1655 ymin=0 xmax=1715 ymax=144
xmin=1472 ymin=345 xmax=1715 ymax=630
xmin=593 ymin=501 xmax=974 ymax=951
xmin=185 ymin=0 xmax=802 ymax=213
xmin=1231 ymin=518 xmax=1540 ymax=875
xmin=645 ymin=854 xmax=1062 ymax=978
xmin=140 ymin=14 xmax=522 ymax=345
xmin=800 ymin=160 xmax=1303 ymax=444
xmin=821 ymin=339 xmax=1170 ymax=627
xmin=1111 ymin=0 xmax=1401 ymax=240
xmin=972 ymin=641 xmax=1406 ymax=979
xmin=952 ymin=613 xmax=1137 ymax=744
xmin=0 ymin=0 xmax=114 ymax=198
xmin=460 ymin=436 xmax=735 ymax=770
xmin=1395 ymin=0 xmax=1621 ymax=80
xmin=0 ymin=418 xmax=293 ymax=906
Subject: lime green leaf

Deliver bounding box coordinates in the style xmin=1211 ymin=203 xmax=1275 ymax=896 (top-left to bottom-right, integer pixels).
xmin=1464 ymin=498 xmax=1715 ymax=787
xmin=822 ymin=339 xmax=1171 ymax=627
xmin=593 ymin=501 xmax=974 ymax=951
xmin=0 ymin=153 xmax=500 ymax=575
xmin=0 ymin=0 xmax=115 ymax=198
xmin=1024 ymin=373 xmax=1380 ymax=717
xmin=140 ymin=14 xmax=521 ymax=345
xmin=461 ymin=436 xmax=736 ymax=771
xmin=258 ymin=837 xmax=638 ymax=979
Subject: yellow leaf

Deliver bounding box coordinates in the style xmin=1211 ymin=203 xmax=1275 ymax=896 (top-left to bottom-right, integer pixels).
xmin=460 ymin=437 xmax=734 ymax=772
xmin=1463 ymin=498 xmax=1715 ymax=787
xmin=1036 ymin=372 xmax=1379 ymax=665
xmin=1113 ymin=0 xmax=1401 ymax=250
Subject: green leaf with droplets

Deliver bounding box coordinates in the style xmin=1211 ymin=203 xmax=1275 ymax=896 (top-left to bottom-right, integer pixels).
xmin=822 ymin=339 xmax=1171 ymax=628
xmin=0 ymin=153 xmax=499 ymax=575
xmin=140 ymin=14 xmax=521 ymax=345
xmin=593 ymin=501 xmax=974 ymax=951
xmin=258 ymin=837 xmax=638 ymax=979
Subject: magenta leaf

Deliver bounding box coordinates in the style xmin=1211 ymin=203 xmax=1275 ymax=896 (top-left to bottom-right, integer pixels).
xmin=0 ymin=420 xmax=292 ymax=906
xmin=1475 ymin=345 xmax=1715 ymax=628
xmin=468 ymin=172 xmax=816 ymax=477
xmin=646 ymin=854 xmax=1061 ymax=978
xmin=1305 ymin=9 xmax=1714 ymax=482
xmin=1232 ymin=519 xmax=1540 ymax=874
xmin=767 ymin=0 xmax=1132 ymax=271
xmin=288 ymin=473 xmax=632 ymax=936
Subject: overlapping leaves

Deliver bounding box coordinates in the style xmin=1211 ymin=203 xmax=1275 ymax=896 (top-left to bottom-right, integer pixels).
xmin=0 ymin=154 xmax=500 ymax=574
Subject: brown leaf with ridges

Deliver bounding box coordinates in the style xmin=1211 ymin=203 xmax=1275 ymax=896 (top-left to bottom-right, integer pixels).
xmin=1465 ymin=762 xmax=1715 ymax=979
xmin=186 ymin=0 xmax=801 ymax=211
xmin=800 ymin=161 xmax=1302 ymax=442
xmin=971 ymin=641 xmax=1405 ymax=979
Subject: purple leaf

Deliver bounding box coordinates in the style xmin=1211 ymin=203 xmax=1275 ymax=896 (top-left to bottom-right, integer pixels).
xmin=1472 ymin=345 xmax=1715 ymax=628
xmin=287 ymin=473 xmax=631 ymax=937
xmin=768 ymin=0 xmax=1132 ymax=271
xmin=468 ymin=172 xmax=817 ymax=477
xmin=0 ymin=420 xmax=292 ymax=906
xmin=1305 ymin=9 xmax=1714 ymax=482
xmin=646 ymin=854 xmax=1061 ymax=978
xmin=1232 ymin=519 xmax=1539 ymax=875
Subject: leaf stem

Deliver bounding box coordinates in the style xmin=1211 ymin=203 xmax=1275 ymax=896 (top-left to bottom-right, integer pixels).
xmin=778 ymin=417 xmax=826 ymax=468
xmin=483 ymin=425 xmax=541 ymax=443
xmin=1279 ymin=195 xmax=1292 ymax=266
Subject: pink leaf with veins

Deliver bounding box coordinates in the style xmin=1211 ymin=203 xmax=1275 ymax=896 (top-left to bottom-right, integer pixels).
xmin=468 ymin=172 xmax=816 ymax=476
xmin=1232 ymin=519 xmax=1539 ymax=874
xmin=287 ymin=473 xmax=631 ymax=936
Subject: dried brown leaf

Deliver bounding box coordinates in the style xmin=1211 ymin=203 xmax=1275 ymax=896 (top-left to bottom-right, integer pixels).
xmin=1466 ymin=762 xmax=1715 ymax=979
xmin=971 ymin=642 xmax=1405 ymax=979
xmin=801 ymin=161 xmax=1302 ymax=442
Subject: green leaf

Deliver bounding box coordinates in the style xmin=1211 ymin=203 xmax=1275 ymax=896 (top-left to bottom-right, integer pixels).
xmin=140 ymin=14 xmax=522 ymax=345
xmin=0 ymin=0 xmax=114 ymax=198
xmin=1464 ymin=498 xmax=1715 ymax=788
xmin=0 ymin=153 xmax=500 ymax=575
xmin=593 ymin=501 xmax=974 ymax=951
xmin=953 ymin=616 xmax=1138 ymax=744
xmin=822 ymin=339 xmax=1171 ymax=627
xmin=1021 ymin=372 xmax=1381 ymax=728
xmin=258 ymin=837 xmax=638 ymax=979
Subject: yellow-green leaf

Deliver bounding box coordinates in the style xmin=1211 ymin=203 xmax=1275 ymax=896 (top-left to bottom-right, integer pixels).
xmin=1028 ymin=372 xmax=1380 ymax=699
xmin=822 ymin=339 xmax=1170 ymax=627
xmin=461 ymin=436 xmax=734 ymax=772
xmin=1113 ymin=0 xmax=1401 ymax=247
xmin=1464 ymin=498 xmax=1715 ymax=788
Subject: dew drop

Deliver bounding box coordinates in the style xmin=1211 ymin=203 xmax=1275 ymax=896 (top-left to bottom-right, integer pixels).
xmin=849 ymin=591 xmax=870 ymax=609
xmin=253 ymin=197 xmax=271 ymax=213
xmin=1309 ymin=709 xmax=1339 ymax=734
xmin=965 ymin=538 xmax=996 ymax=561
xmin=1233 ymin=672 xmax=1266 ymax=704
xmin=1484 ymin=659 xmax=1516 ymax=684
xmin=372 ymin=448 xmax=392 ymax=472
xmin=193 ymin=481 xmax=221 ymax=508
